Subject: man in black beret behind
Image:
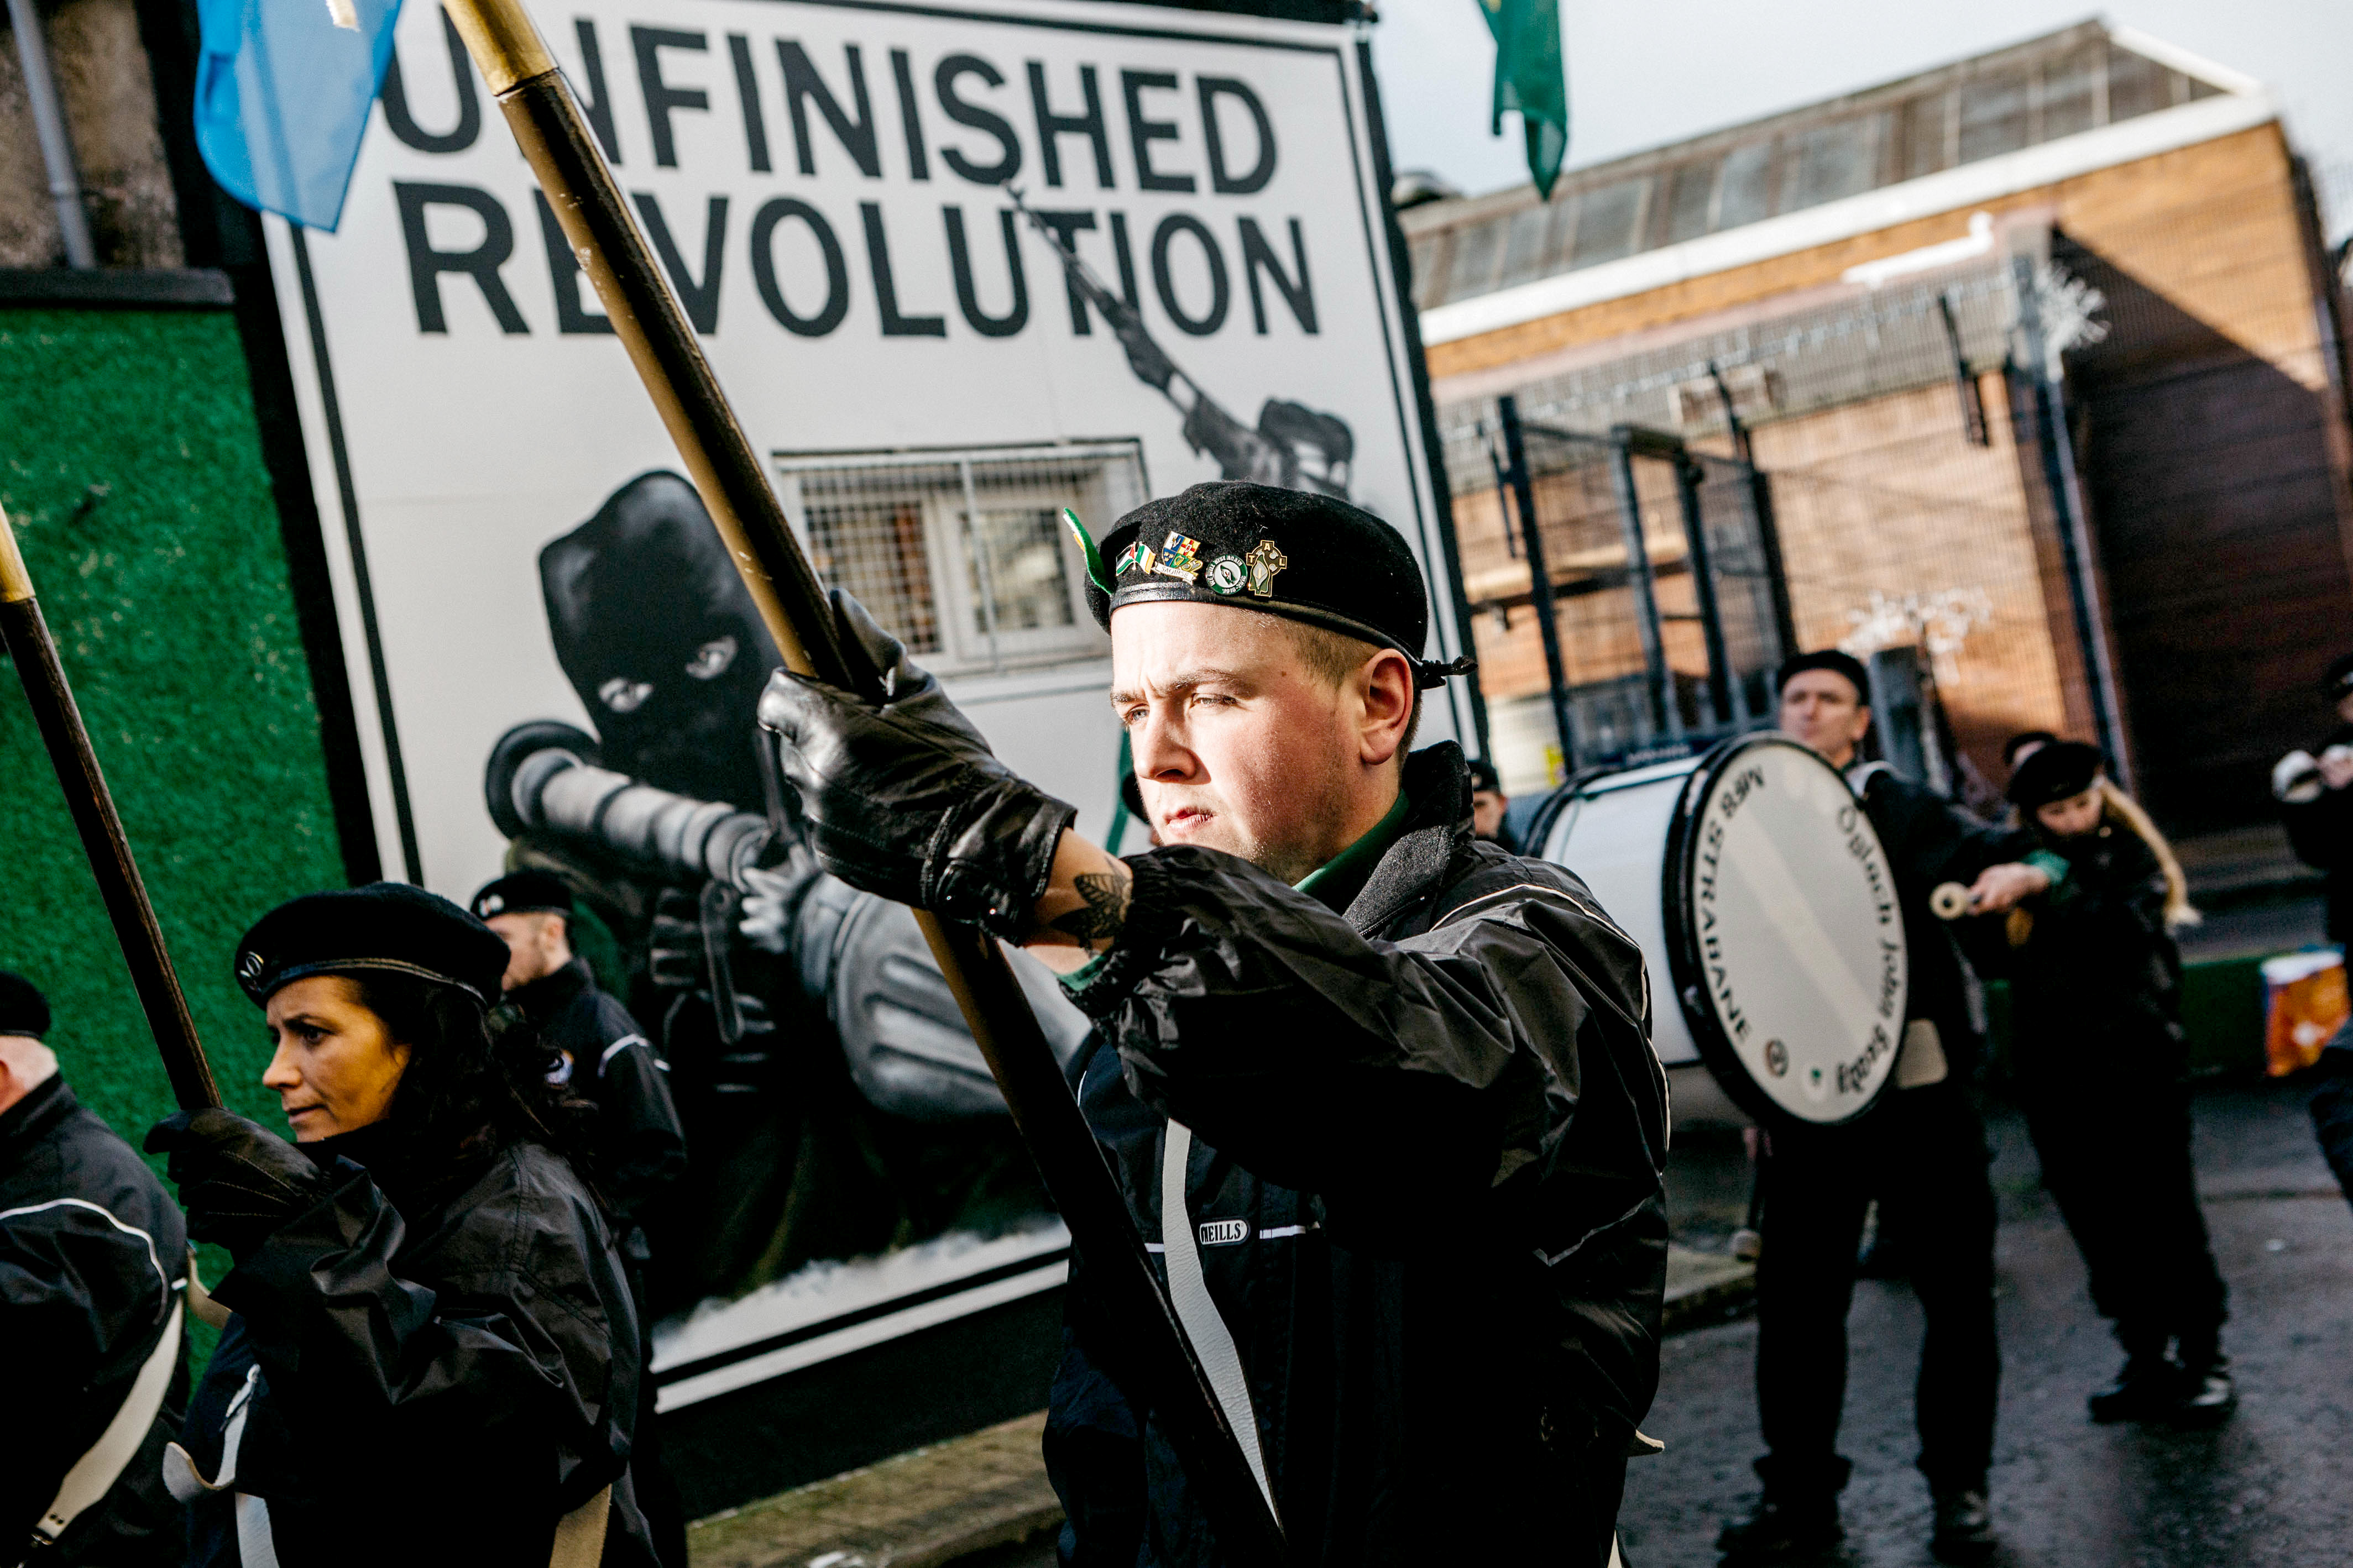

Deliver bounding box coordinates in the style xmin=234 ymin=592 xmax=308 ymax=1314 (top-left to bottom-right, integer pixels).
xmin=473 ymin=870 xmax=689 ymax=1566
xmin=1723 ymin=651 xmax=2049 ymax=1565
xmin=471 ymin=870 xmax=686 ymax=1247
xmin=0 ymin=971 xmax=189 ymax=1565
xmin=760 ymin=480 xmax=1667 ymax=1566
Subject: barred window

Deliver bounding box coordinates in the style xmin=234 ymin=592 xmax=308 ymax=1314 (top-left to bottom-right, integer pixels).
xmin=773 ymin=442 xmax=1140 ymax=673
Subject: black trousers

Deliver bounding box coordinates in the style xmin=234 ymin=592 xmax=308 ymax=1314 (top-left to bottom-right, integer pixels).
xmin=2019 ymin=1073 xmax=2226 ymax=1357
xmin=624 ymin=1248 xmax=692 ymax=1568
xmin=1753 ymin=1082 xmax=1999 ymax=1499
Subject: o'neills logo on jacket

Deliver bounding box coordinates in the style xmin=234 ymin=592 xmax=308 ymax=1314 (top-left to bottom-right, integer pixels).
xmin=1198 ymin=1219 xmax=1250 ymax=1246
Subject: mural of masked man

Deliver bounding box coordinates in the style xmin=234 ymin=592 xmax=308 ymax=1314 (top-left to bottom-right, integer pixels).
xmin=540 ymin=470 xmax=785 ymax=811
xmin=489 ymin=470 xmax=1063 ymax=1318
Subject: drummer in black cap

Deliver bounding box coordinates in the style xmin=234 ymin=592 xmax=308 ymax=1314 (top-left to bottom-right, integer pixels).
xmin=147 ymin=884 xmax=662 ymax=1565
xmin=1 ymin=972 xmax=188 ymax=1565
xmin=1723 ymin=649 xmax=2047 ymax=1566
xmin=760 ymin=479 xmax=1668 ymax=1567
xmin=1995 ymin=741 xmax=2232 ymax=1428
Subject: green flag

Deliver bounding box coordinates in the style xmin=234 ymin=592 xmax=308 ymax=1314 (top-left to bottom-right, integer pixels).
xmin=1479 ymin=0 xmax=1568 ymax=199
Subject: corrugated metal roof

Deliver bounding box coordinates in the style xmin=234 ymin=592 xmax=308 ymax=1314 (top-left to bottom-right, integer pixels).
xmin=1400 ymin=22 xmax=2239 ymax=314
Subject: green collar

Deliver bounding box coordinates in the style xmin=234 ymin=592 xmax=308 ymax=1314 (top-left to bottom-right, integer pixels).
xmin=1294 ymin=784 xmax=1412 ymax=909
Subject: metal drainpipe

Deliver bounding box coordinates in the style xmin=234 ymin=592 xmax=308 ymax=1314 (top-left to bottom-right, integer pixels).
xmin=7 ymin=0 xmax=97 ymax=268
xmin=1498 ymin=395 xmax=1577 ymax=777
xmin=2010 ymin=255 xmax=2130 ymax=789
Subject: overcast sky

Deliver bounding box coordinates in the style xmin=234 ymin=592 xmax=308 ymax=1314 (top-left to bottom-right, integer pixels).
xmin=1369 ymin=2 xmax=2353 ymax=230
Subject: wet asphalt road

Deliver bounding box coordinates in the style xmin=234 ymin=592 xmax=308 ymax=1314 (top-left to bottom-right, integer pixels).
xmin=1620 ymin=1078 xmax=2353 ymax=1568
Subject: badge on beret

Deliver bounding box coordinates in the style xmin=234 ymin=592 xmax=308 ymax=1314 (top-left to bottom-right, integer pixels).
xmin=1153 ymin=531 xmax=1205 ymax=585
xmin=1245 ymin=539 xmax=1288 ymax=599
xmin=1115 ymin=539 xmax=1156 ymax=578
xmin=1204 ymin=555 xmax=1247 ymax=595
xmin=237 ymin=950 xmax=264 ymax=985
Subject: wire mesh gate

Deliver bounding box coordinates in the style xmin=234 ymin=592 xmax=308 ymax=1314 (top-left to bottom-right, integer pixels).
xmin=1450 ymin=400 xmax=1796 ymax=788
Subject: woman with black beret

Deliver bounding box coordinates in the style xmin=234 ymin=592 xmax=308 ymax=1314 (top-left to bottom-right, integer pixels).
xmin=1994 ymin=742 xmax=2232 ymax=1431
xmin=147 ymin=883 xmax=660 ymax=1566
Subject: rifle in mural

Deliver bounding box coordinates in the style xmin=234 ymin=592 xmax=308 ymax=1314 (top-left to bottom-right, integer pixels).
xmin=1007 ymin=181 xmax=1356 ymax=499
xmin=424 ymin=3 xmax=1290 ymax=1560
xmin=0 ymin=504 xmax=221 ymax=1111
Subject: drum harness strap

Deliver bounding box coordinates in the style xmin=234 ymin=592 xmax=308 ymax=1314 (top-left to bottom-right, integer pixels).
xmin=17 ymin=1198 xmax=181 ymax=1557
xmin=1159 ymin=1121 xmax=1279 ymax=1519
xmin=164 ymin=1365 xmax=612 ymax=1566
xmin=32 ymin=1301 xmax=182 ymax=1554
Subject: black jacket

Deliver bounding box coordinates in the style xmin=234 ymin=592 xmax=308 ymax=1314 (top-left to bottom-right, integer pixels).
xmin=510 ymin=958 xmax=686 ymax=1237
xmin=1850 ymin=765 xmax=2030 ymax=1073
xmin=1045 ymin=745 xmax=1669 ymax=1567
xmin=1998 ymin=821 xmax=2186 ymax=1087
xmin=1 ymin=1077 xmax=187 ymax=1565
xmin=2279 ymin=725 xmax=2353 ymax=941
xmin=176 ymin=1129 xmax=658 ymax=1566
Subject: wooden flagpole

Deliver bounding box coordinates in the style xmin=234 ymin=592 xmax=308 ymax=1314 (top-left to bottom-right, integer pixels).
xmin=0 ymin=504 xmax=219 ymax=1110
xmin=431 ymin=2 xmax=1290 ymax=1557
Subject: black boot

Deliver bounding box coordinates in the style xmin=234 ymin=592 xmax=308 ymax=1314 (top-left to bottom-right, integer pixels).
xmin=2088 ymin=1352 xmax=2183 ymax=1423
xmin=1717 ymin=1493 xmax=1842 ymax=1561
xmin=2172 ymin=1333 xmax=2237 ymax=1429
xmin=1930 ymin=1487 xmax=1996 ymax=1564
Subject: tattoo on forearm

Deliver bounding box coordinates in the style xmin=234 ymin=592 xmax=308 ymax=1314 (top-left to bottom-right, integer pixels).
xmin=1052 ymin=869 xmax=1131 ymax=943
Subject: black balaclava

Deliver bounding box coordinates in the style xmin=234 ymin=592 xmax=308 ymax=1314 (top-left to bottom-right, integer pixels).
xmin=540 ymin=471 xmax=783 ymax=810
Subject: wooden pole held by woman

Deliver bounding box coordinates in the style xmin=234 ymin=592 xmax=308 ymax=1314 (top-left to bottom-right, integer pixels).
xmin=433 ymin=2 xmax=1290 ymax=1559
xmin=0 ymin=504 xmax=220 ymax=1110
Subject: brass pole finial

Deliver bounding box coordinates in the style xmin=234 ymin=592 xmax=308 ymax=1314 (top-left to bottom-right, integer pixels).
xmin=438 ymin=0 xmax=556 ymax=95
xmin=0 ymin=502 xmax=34 ymax=605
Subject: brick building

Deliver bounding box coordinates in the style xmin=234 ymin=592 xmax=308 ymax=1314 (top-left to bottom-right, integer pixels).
xmin=1407 ymin=22 xmax=2353 ymax=831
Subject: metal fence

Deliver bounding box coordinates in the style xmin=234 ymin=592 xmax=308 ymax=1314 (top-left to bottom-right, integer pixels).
xmin=1445 ymin=401 xmax=1794 ymax=789
xmin=1439 ymin=254 xmax=2124 ymax=805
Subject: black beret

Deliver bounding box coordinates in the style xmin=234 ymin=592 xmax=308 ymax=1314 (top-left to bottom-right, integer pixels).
xmin=1071 ymin=482 xmax=1468 ymax=686
xmin=234 ymin=883 xmax=511 ymax=1008
xmin=0 ymin=971 xmax=51 ymax=1040
xmin=1777 ymin=649 xmax=1871 ymax=702
xmin=1466 ymin=756 xmax=1503 ymax=794
xmin=2006 ymin=740 xmax=2105 ymax=807
xmin=470 ymin=870 xmax=574 ymax=922
xmin=2325 ymin=653 xmax=2353 ymax=702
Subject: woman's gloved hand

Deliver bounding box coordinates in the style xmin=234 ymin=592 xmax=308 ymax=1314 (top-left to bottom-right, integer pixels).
xmin=145 ymin=1108 xmax=334 ymax=1262
xmin=759 ymin=590 xmax=1076 ymax=940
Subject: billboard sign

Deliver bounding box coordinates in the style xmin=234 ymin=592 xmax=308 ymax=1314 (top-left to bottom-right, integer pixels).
xmin=265 ymin=0 xmax=1454 ymax=1408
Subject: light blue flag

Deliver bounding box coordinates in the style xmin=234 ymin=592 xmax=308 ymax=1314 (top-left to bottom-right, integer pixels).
xmin=194 ymin=0 xmax=404 ymax=231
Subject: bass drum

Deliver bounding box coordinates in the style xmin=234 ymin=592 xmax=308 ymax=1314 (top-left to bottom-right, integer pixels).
xmin=1538 ymin=734 xmax=1908 ymax=1128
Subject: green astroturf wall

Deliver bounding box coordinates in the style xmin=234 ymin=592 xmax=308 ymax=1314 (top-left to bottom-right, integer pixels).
xmin=0 ymin=306 xmax=347 ymax=1149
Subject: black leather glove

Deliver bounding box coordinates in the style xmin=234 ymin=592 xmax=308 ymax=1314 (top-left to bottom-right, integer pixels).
xmin=145 ymin=1108 xmax=336 ymax=1262
xmin=759 ymin=591 xmax=1076 ymax=940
